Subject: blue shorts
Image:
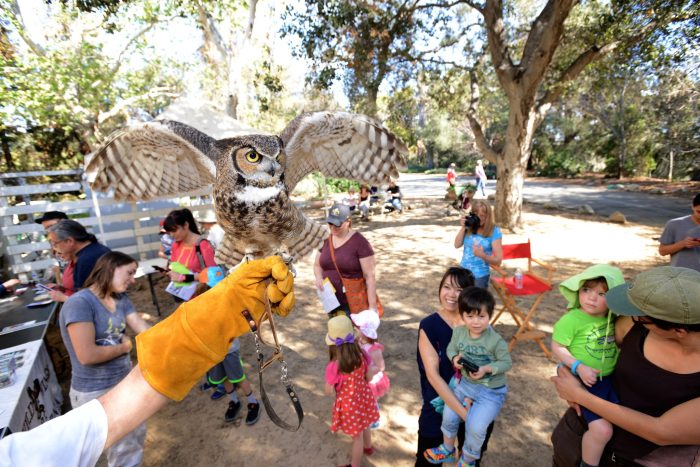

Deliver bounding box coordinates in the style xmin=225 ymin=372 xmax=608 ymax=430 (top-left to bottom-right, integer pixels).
xmin=207 ymin=349 xmax=246 ymax=384
xmin=581 ymin=375 xmax=618 ymax=423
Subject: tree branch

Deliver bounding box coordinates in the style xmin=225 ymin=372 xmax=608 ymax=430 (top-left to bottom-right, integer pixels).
xmin=520 ymin=0 xmax=576 ymax=88
xmin=108 ymin=19 xmax=165 ymax=77
xmin=482 ymin=0 xmax=515 ymax=92
xmin=466 ymin=63 xmax=498 ymax=162
xmin=7 ymin=0 xmax=45 ymax=56
xmin=96 ymin=88 xmax=180 ymax=129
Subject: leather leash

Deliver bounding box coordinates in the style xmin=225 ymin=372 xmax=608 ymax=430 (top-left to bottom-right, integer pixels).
xmin=241 ymin=295 xmax=303 ymax=432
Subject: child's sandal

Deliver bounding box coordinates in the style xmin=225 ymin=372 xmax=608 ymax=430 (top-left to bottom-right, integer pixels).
xmin=363 ymin=447 xmax=375 ymax=456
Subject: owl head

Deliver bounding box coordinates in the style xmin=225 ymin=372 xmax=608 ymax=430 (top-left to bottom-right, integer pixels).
xmin=215 ymin=134 xmax=286 ymax=188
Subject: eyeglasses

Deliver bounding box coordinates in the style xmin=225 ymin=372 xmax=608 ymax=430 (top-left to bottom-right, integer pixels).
xmin=49 ymin=238 xmax=68 ymax=248
xmin=631 ymin=315 xmax=655 ymax=326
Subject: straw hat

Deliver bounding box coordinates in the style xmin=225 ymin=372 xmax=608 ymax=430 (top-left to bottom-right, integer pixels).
xmin=326 ymin=315 xmax=358 ymax=346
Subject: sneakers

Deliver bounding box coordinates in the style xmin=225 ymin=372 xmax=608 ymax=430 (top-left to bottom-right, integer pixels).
xmin=210 ymin=386 xmax=227 ymax=401
xmin=424 ymin=443 xmax=456 ymax=464
xmin=245 ymin=402 xmax=261 ymax=425
xmin=224 ymin=400 xmax=241 ymax=423
xmin=199 ymin=381 xmax=214 ymax=391
xmin=456 ymin=454 xmax=476 ymax=467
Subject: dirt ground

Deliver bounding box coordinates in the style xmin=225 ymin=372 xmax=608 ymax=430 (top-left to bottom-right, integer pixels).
xmin=120 ymin=195 xmax=673 ymax=467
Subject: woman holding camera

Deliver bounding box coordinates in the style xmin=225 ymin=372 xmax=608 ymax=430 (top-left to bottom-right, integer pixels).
xmin=453 ymin=199 xmax=502 ymax=289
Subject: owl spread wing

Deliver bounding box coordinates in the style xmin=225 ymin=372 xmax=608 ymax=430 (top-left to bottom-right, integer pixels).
xmin=279 ymin=111 xmax=408 ymax=190
xmin=85 ymin=120 xmax=218 ymax=201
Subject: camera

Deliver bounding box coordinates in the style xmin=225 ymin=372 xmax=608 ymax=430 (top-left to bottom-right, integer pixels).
xmin=462 ymin=212 xmax=481 ymax=232
xmin=458 ymin=357 xmax=480 ymax=373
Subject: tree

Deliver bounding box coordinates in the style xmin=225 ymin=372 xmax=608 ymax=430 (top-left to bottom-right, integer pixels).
xmin=0 ymin=0 xmax=184 ymax=170
xmin=281 ymin=0 xmax=438 ymax=116
xmin=445 ymin=0 xmax=699 ymax=227
xmin=283 ymin=0 xmax=699 ymax=228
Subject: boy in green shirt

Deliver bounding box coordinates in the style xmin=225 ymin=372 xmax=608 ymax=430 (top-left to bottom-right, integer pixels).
xmin=551 ymin=264 xmax=625 ymax=467
xmin=424 ymin=287 xmax=512 ymax=467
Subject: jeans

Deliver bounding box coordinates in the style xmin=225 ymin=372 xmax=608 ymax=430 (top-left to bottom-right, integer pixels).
xmin=441 ymin=379 xmax=507 ymax=460
xmin=391 ymin=198 xmax=402 ymax=212
xmin=474 ymin=275 xmax=490 ymax=289
xmin=476 ymin=178 xmax=486 ymax=197
xmin=71 ymin=386 xmax=146 ymax=467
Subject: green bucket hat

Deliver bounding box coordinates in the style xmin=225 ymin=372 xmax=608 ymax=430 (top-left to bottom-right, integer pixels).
xmin=606 ymin=266 xmax=700 ymax=324
xmin=558 ymin=264 xmax=625 ymax=310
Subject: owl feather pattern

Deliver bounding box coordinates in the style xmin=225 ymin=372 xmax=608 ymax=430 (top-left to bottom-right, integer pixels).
xmin=85 ymin=111 xmax=407 ymax=266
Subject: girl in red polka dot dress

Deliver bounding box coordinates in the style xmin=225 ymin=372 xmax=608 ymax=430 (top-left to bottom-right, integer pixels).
xmin=325 ymin=315 xmax=380 ymax=467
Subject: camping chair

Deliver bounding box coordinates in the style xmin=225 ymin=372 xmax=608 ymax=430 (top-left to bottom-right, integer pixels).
xmin=490 ymin=240 xmax=555 ymax=359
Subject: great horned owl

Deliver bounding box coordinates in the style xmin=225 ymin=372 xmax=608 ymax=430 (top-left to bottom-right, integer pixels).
xmin=85 ymin=111 xmax=407 ymax=266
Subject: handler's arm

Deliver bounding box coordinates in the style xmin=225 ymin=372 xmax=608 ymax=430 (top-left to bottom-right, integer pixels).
xmin=359 ymin=255 xmax=377 ymax=310
xmin=99 ymin=366 xmax=167 ymax=448
xmin=419 ymin=329 xmax=467 ymax=420
xmin=551 ymin=368 xmax=700 ymax=445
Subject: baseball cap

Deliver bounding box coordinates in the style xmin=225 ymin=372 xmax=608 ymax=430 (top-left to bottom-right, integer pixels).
xmin=326 ymin=204 xmax=351 ymax=227
xmin=35 ymin=211 xmax=68 ymax=225
xmin=606 ymin=266 xmax=700 ymax=324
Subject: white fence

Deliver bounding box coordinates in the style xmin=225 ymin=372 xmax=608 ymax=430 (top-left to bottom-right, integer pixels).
xmin=0 ymin=169 xmax=213 ymax=280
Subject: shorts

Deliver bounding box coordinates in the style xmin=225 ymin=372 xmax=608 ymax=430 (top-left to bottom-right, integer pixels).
xmin=207 ymin=349 xmax=246 ymax=385
xmin=581 ymin=375 xmax=618 ymax=423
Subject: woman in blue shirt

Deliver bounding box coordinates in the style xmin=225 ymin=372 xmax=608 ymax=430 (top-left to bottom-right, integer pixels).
xmin=453 ymin=199 xmax=503 ymax=288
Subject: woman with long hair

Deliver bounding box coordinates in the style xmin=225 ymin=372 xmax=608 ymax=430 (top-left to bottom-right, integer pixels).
xmin=59 ymin=251 xmax=151 ymax=466
xmin=453 ymin=199 xmax=503 ymax=289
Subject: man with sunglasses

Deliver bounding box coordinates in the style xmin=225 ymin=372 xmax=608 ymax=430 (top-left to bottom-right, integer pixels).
xmin=551 ymin=266 xmax=700 ymax=466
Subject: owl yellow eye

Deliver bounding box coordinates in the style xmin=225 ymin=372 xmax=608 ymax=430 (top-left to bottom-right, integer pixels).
xmin=245 ymin=150 xmax=261 ymax=163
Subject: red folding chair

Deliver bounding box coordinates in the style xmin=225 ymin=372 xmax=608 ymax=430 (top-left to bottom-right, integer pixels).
xmin=490 ymin=240 xmax=555 ymax=358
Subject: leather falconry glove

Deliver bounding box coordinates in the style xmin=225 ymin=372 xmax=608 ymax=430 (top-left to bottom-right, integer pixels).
xmin=136 ymin=256 xmax=295 ymax=401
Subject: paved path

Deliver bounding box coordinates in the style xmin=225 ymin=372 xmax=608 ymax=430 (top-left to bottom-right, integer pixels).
xmin=397 ymin=173 xmax=690 ymax=227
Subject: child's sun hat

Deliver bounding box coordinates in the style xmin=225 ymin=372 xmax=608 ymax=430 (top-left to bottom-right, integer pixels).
xmin=559 ymin=264 xmax=625 ymax=310
xmin=350 ymin=309 xmax=380 ymax=339
xmin=326 ymin=315 xmax=358 ymax=346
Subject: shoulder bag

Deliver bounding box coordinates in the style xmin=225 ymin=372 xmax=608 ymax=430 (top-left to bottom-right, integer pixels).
xmin=328 ymin=237 xmax=384 ymax=317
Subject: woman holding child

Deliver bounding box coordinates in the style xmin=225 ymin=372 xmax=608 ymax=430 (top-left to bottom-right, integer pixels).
xmin=453 ymin=200 xmax=502 ymax=289
xmin=551 ymin=266 xmax=700 ymax=466
xmin=417 ymin=267 xmax=494 ymax=466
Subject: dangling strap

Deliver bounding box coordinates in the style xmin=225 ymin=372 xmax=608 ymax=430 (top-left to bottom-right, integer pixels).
xmin=241 ymin=297 xmax=303 ymax=431
xmin=328 ymin=238 xmax=347 ymax=285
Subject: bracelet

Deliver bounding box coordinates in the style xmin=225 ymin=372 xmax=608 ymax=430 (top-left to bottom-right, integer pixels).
xmin=571 ymin=360 xmax=582 ymax=376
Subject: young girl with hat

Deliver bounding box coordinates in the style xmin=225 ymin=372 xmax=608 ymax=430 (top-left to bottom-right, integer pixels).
xmin=350 ymin=309 xmax=390 ymax=428
xmin=325 ymin=315 xmax=380 ymax=467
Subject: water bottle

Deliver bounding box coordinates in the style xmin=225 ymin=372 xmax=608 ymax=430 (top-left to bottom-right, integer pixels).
xmin=514 ymin=268 xmax=524 ymax=289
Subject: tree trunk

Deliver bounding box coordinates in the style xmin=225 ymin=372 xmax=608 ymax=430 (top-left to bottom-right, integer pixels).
xmin=494 ymin=106 xmax=538 ymax=230
xmin=0 ymin=129 xmax=15 ymax=170
xmin=494 ymin=152 xmax=526 ymax=229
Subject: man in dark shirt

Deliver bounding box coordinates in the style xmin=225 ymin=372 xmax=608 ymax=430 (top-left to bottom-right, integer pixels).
xmin=47 ymin=220 xmax=111 ymax=289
